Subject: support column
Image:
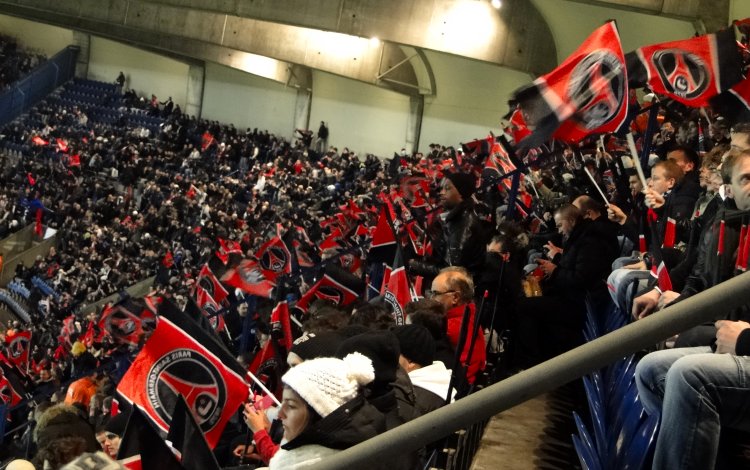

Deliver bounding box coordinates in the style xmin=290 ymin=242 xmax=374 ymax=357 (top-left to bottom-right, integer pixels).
xmin=185 ymin=63 xmax=205 ymax=119
xmin=294 ymin=87 xmax=312 ymax=134
xmin=72 ymin=31 xmax=90 ymax=79
xmin=406 ymin=94 xmax=424 ymax=154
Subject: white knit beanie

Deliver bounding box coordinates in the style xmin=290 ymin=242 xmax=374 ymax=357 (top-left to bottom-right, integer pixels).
xmin=281 ymin=352 xmax=375 ymax=418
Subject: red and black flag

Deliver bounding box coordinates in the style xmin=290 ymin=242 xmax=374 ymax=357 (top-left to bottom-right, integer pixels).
xmin=368 ymin=205 xmax=398 ymax=264
xmin=221 ymin=260 xmax=275 ymax=298
xmin=116 ymin=298 xmax=249 ymax=449
xmin=482 ymin=139 xmax=518 ymax=189
xmin=196 ymin=287 xmax=226 ymax=333
xmin=0 ymin=361 xmax=27 ymax=406
xmin=167 ymin=395 xmax=221 ymax=470
xmin=215 ymin=238 xmax=243 ymax=265
xmin=511 ymin=21 xmax=629 ymax=147
xmin=294 ymin=270 xmax=361 ymax=313
xmin=4 ymin=330 xmax=31 ymax=373
xmin=270 ymin=300 xmax=294 ymax=352
xmin=99 ymin=297 xmax=158 ymax=347
xmin=651 ymin=260 xmax=673 ymax=293
xmin=255 ymin=230 xmax=292 ymax=282
xmin=710 ymin=74 xmax=750 ymax=123
xmin=628 ymin=28 xmax=742 ymax=107
xmin=116 ymin=407 xmax=183 ymax=470
xmin=197 ymin=264 xmax=229 ymax=305
xmin=383 ymin=250 xmax=412 ymax=326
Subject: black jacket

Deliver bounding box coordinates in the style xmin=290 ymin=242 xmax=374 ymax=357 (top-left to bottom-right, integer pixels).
xmin=543 ymin=220 xmax=611 ymax=305
xmin=412 ymin=200 xmax=488 ymax=279
xmin=282 ymin=394 xmax=386 ymax=451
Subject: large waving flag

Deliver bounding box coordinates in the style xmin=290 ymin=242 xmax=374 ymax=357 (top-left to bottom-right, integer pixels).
xmin=255 ymin=229 xmax=292 ymax=282
xmin=628 ymin=28 xmax=742 ymax=108
xmin=511 ymin=21 xmax=629 ymax=146
xmin=383 ymin=250 xmax=413 ymax=326
xmin=196 ymin=264 xmax=228 ymax=305
xmin=99 ymin=297 xmax=158 ymax=347
xmin=221 ymin=260 xmax=275 ymax=298
xmin=294 ymin=270 xmax=361 ymax=313
xmin=116 ymin=298 xmax=248 ymax=449
xmin=4 ymin=330 xmax=31 ymax=373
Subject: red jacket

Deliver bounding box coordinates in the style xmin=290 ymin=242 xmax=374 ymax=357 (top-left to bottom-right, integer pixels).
xmin=445 ymin=303 xmax=486 ymax=384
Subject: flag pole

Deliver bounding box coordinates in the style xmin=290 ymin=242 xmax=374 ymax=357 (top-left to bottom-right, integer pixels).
xmin=626 ymin=133 xmax=648 ymax=190
xmin=246 ymin=370 xmax=283 ymax=407
xmin=583 ymin=167 xmax=610 ymax=207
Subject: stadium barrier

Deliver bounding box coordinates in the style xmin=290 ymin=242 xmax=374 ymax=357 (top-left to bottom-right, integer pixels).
xmin=311 ymin=271 xmax=750 ymax=470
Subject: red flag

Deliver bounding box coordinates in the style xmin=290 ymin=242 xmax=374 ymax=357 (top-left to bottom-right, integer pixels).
xmin=662 ymin=217 xmax=676 ymax=249
xmin=639 ymin=234 xmax=647 ymax=253
xmin=98 ymin=298 xmax=157 ymax=347
xmin=221 ymin=260 xmax=274 ymax=298
xmin=512 ymin=21 xmax=629 ymax=146
xmin=508 ymin=107 xmax=532 ymax=144
xmin=4 ymin=330 xmax=31 ymax=373
xmin=27 ymin=173 xmax=36 ymax=186
xmin=69 ymin=154 xmax=81 ymax=167
xmin=116 ymin=299 xmax=248 ymax=449
xmin=650 ymin=261 xmax=673 ymax=292
xmin=0 ymin=363 xmax=26 ymax=406
xmin=629 ymin=29 xmax=742 ymax=108
xmin=197 ymin=264 xmax=229 ymax=305
xmin=34 ymin=208 xmax=43 ymax=237
xmin=56 ymin=138 xmax=68 ymax=153
xmin=379 ymin=264 xmax=392 ymax=296
xmin=270 ymin=300 xmax=293 ymax=351
xmin=215 ymin=238 xmax=242 ymax=265
xmin=31 ymin=135 xmax=48 ymax=146
xmin=196 ymin=287 xmax=226 ymax=332
xmin=383 ymin=251 xmax=412 ymax=326
xmin=319 ymin=227 xmax=344 ymax=252
xmin=255 ymin=235 xmax=292 ymax=282
xmin=161 ymin=251 xmax=174 ymax=268
xmin=201 ymin=132 xmax=215 ymax=151
xmin=294 ymin=273 xmax=360 ymax=313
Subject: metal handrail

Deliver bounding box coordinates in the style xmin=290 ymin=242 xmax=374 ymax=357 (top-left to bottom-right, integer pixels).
xmin=312 ymin=271 xmax=750 ymax=469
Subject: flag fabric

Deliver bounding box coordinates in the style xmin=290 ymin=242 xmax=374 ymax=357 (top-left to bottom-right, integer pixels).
xmin=507 ymin=107 xmax=532 ymax=144
xmin=482 ymin=139 xmax=517 ymax=189
xmin=270 ymin=300 xmax=294 ymax=352
xmin=651 ymin=261 xmax=673 ymax=292
xmin=116 ymin=298 xmax=249 ymax=448
xmin=0 ymin=362 xmax=27 ymax=406
xmin=255 ymin=233 xmax=292 ymax=282
xmin=99 ymin=297 xmax=158 ymax=347
xmin=368 ymin=205 xmax=398 ymax=263
xmin=663 ymin=217 xmax=676 ymax=249
xmin=710 ymin=74 xmax=750 ymax=123
xmin=628 ymin=29 xmax=742 ymax=108
xmin=511 ymin=21 xmax=629 ymax=147
xmin=69 ymin=154 xmax=81 ymax=167
xmin=247 ymin=339 xmax=284 ymax=400
xmin=383 ymin=250 xmax=412 ymax=326
xmin=294 ymin=272 xmax=361 ymax=313
xmin=167 ymin=395 xmax=221 ymax=470
xmin=196 ymin=264 xmax=229 ymax=305
xmin=221 ymin=260 xmax=275 ymax=298
xmin=34 ymin=208 xmax=43 ymax=237
xmin=31 ymin=136 xmax=48 ymax=146
xmin=4 ymin=330 xmax=31 ymax=373
xmin=196 ymin=287 xmax=226 ymax=332
xmin=215 ymin=238 xmax=243 ymax=265
xmin=116 ymin=407 xmax=183 ymax=470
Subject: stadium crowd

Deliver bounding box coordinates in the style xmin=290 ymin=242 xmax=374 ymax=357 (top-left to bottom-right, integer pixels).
xmin=1 ymin=24 xmax=750 ymax=470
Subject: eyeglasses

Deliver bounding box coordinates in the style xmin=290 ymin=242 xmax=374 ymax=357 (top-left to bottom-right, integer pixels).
xmin=425 ymin=289 xmax=456 ymax=298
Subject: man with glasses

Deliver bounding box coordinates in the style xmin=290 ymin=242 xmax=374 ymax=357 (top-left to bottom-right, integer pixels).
xmin=427 ymin=267 xmax=485 ymax=386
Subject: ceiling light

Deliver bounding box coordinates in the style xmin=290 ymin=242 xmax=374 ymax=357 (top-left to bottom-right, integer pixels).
xmin=491 ymin=0 xmax=502 ymax=9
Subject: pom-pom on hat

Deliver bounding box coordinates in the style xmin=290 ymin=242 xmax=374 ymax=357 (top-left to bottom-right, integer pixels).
xmin=443 ymin=172 xmax=476 ymax=200
xmin=281 ymin=352 xmax=374 ymax=418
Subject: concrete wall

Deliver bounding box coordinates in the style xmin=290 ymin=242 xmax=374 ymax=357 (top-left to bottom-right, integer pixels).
xmin=0 ymin=13 xmax=73 ymax=56
xmin=419 ymin=50 xmax=531 ymax=154
xmin=731 ymin=0 xmax=750 ymax=23
xmin=202 ymin=62 xmax=297 ymax=139
xmin=87 ymin=37 xmax=190 ymax=108
xmin=531 ymin=0 xmax=696 ymax=63
xmin=309 ymin=71 xmax=411 ymax=158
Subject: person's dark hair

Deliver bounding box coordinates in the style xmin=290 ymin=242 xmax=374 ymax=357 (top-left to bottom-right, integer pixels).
xmin=407 ymin=298 xmax=448 ymax=340
xmin=670 ymin=145 xmax=700 ymax=169
xmin=34 ymin=436 xmax=90 ymax=469
xmin=349 ymin=302 xmax=389 ymax=327
xmin=303 ymin=306 xmax=350 ymax=334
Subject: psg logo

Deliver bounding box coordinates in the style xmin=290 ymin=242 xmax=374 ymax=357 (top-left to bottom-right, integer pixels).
xmin=384 ymin=291 xmax=405 ymax=325
xmin=199 ymin=277 xmax=216 ymax=299
xmin=260 ymin=246 xmax=289 ymax=273
xmin=652 ymin=49 xmax=708 ymax=100
xmin=146 ymin=349 xmax=226 ymax=432
xmin=315 ymin=285 xmax=343 ymax=305
xmin=7 ymin=336 xmax=28 ymax=359
xmin=566 ymin=51 xmax=625 ymax=130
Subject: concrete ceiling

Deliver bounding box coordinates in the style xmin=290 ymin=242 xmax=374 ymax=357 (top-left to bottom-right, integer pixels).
xmin=0 ymin=0 xmax=559 ymax=96
xmin=566 ymin=0 xmax=730 ymax=34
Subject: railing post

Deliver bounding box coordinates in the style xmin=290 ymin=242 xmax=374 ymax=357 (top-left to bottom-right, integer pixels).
xmin=311 ymin=271 xmax=750 ymax=469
